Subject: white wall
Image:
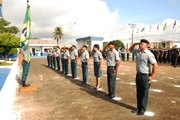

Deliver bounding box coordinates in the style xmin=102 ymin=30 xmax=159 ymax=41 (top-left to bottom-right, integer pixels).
xmin=173 ymin=42 xmax=180 ymax=48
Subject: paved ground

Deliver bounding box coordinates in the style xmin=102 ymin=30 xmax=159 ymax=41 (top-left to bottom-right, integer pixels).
xmin=14 ymin=58 xmax=180 ymax=120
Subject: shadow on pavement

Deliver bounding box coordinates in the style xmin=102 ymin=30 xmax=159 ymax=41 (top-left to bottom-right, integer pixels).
xmin=42 ymin=64 xmax=136 ymax=111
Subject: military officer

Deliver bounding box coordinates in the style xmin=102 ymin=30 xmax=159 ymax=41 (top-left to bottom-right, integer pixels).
xmin=63 ymin=47 xmax=70 ymax=75
xmin=105 ymin=41 xmax=120 ymax=99
xmin=129 ymin=39 xmax=158 ymax=115
xmin=92 ymin=44 xmax=103 ymax=90
xmin=81 ymin=45 xmax=89 ymax=84
xmin=70 ymin=45 xmax=78 ymax=79
xmin=21 ymin=40 xmax=31 ymax=87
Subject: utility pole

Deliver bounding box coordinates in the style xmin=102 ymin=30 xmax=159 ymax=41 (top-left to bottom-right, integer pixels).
xmin=128 ymin=23 xmax=136 ymax=44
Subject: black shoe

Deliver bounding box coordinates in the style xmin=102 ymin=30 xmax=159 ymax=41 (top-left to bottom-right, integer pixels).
xmin=131 ymin=109 xmax=138 ymax=113
xmin=105 ymin=94 xmax=114 ymax=99
xmin=137 ymin=111 xmax=145 ymax=115
xmin=105 ymin=93 xmax=111 ymax=98
xmin=22 ymin=81 xmax=31 ymax=87
xmin=110 ymin=94 xmax=115 ymax=99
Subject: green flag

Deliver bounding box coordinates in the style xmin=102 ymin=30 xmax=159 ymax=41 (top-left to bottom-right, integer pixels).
xmin=163 ymin=22 xmax=167 ymax=31
xmin=141 ymin=27 xmax=145 ymax=32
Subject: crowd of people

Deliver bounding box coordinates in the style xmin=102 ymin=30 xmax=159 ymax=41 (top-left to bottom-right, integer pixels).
xmin=149 ymin=46 xmax=180 ymax=67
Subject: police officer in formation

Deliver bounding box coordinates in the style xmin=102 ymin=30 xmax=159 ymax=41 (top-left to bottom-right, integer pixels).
xmin=63 ymin=47 xmax=70 ymax=75
xmin=60 ymin=48 xmax=64 ymax=73
xmin=150 ymin=46 xmax=180 ymax=67
xmin=55 ymin=47 xmax=61 ymax=71
xmin=46 ymin=41 xmax=161 ymax=116
xmin=70 ymin=45 xmax=78 ymax=79
xmin=92 ymin=44 xmax=103 ymax=90
xmin=47 ymin=48 xmax=51 ymax=67
xmin=129 ymin=39 xmax=158 ymax=115
xmin=80 ymin=45 xmax=89 ymax=84
xmin=105 ymin=41 xmax=121 ymax=99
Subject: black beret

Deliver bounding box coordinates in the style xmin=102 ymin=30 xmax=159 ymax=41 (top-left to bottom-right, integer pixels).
xmin=82 ymin=45 xmax=88 ymax=49
xmin=140 ymin=39 xmax=149 ymax=44
xmin=72 ymin=45 xmax=76 ymax=48
xmin=93 ymin=44 xmax=99 ymax=50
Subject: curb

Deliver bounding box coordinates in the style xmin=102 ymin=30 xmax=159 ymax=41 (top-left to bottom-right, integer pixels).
xmin=0 ymin=60 xmax=21 ymax=120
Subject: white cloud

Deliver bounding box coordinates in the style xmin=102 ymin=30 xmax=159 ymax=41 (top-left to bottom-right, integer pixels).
xmin=2 ymin=0 xmax=180 ymax=45
xmin=3 ymin=0 xmax=123 ymax=43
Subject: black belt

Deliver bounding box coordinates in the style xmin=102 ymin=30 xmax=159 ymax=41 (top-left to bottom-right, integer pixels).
xmin=108 ymin=66 xmax=115 ymax=68
xmin=137 ymin=72 xmax=149 ymax=76
xmin=82 ymin=62 xmax=88 ymax=65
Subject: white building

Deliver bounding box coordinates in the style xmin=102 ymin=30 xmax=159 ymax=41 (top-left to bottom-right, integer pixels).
xmin=76 ymin=36 xmax=104 ymax=50
xmin=29 ymin=39 xmax=57 ymax=56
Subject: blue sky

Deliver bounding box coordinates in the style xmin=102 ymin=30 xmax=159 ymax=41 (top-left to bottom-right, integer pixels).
xmin=104 ymin=0 xmax=180 ymax=24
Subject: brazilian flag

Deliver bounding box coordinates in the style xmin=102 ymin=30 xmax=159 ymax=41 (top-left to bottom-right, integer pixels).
xmin=19 ymin=2 xmax=31 ymax=48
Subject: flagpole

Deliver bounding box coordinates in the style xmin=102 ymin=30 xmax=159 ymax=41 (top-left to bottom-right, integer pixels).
xmin=129 ymin=23 xmax=136 ymax=44
xmin=27 ymin=0 xmax=30 ymax=8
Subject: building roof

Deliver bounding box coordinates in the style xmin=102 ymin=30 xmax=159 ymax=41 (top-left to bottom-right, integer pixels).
xmin=76 ymin=36 xmax=104 ymax=41
xmin=29 ymin=39 xmax=57 ymax=46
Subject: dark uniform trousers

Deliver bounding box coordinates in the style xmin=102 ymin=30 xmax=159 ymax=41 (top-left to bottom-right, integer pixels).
xmin=71 ymin=60 xmax=77 ymax=78
xmin=56 ymin=57 xmax=60 ymax=71
xmin=107 ymin=66 xmax=116 ymax=97
xmin=136 ymin=73 xmax=150 ymax=112
xmin=47 ymin=55 xmax=50 ymax=67
xmin=61 ymin=58 xmax=64 ymax=73
xmin=50 ymin=56 xmax=53 ymax=68
xmin=22 ymin=60 xmax=30 ymax=82
xmin=52 ymin=57 xmax=56 ymax=69
xmin=82 ymin=62 xmax=88 ymax=84
xmin=64 ymin=59 xmax=69 ymax=75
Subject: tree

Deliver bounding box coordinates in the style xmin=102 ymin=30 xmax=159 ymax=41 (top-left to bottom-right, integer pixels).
xmin=110 ymin=40 xmax=125 ymax=49
xmin=0 ymin=18 xmax=19 ymax=34
xmin=0 ymin=18 xmax=20 ymax=59
xmin=0 ymin=33 xmax=20 ymax=58
xmin=103 ymin=42 xmax=109 ymax=48
xmin=53 ymin=26 xmax=63 ymax=46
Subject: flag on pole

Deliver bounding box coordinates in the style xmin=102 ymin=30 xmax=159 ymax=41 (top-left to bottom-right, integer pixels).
xmin=173 ymin=20 xmax=176 ymax=29
xmin=157 ymin=24 xmax=159 ymax=31
xmin=19 ymin=0 xmax=31 ymax=62
xmin=141 ymin=27 xmax=145 ymax=32
xmin=20 ymin=3 xmax=31 ymax=42
xmin=149 ymin=25 xmax=151 ymax=32
xmin=163 ymin=22 xmax=167 ymax=31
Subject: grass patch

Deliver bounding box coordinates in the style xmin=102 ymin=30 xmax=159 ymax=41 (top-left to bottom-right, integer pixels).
xmin=0 ymin=61 xmax=13 ymax=66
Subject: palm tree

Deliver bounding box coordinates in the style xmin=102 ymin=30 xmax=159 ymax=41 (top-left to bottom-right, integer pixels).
xmin=53 ymin=26 xmax=63 ymax=46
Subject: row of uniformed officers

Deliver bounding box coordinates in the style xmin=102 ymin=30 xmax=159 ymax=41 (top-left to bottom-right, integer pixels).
xmin=149 ymin=46 xmax=180 ymax=67
xmin=47 ymin=40 xmax=158 ymax=116
xmin=47 ymin=43 xmax=120 ymax=97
